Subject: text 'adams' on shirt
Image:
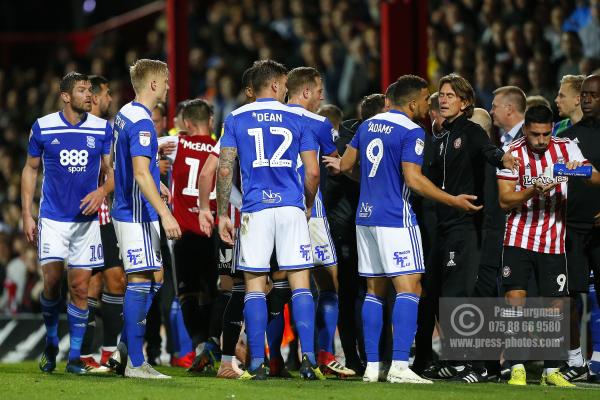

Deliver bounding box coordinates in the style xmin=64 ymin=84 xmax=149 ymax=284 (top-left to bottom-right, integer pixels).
xmin=349 ymin=110 xmax=425 ymax=228
xmin=28 ymin=111 xmax=112 ymax=222
xmin=219 ymin=98 xmax=318 ymax=213
xmin=288 ymin=104 xmax=338 ymax=219
xmin=111 ymin=102 xmax=161 ymax=223
xmin=497 ymin=136 xmax=587 ymax=254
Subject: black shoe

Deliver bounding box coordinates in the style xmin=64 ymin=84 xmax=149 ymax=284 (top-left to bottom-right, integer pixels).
xmin=346 ymin=360 xmax=366 ymax=377
xmin=239 ymin=363 xmax=268 ymax=380
xmin=299 ymin=355 xmax=325 ymax=380
xmin=147 ymin=355 xmax=161 ymax=367
xmin=560 ymin=363 xmax=589 ymax=382
xmin=108 ymin=342 xmax=128 ymax=376
xmin=422 ymin=361 xmax=460 ymax=379
xmin=452 ymin=366 xmax=489 ymax=383
xmin=499 ymin=360 xmax=511 ymax=381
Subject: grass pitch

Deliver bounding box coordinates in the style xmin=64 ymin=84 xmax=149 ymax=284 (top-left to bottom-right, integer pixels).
xmin=1 ymin=362 xmax=600 ymax=400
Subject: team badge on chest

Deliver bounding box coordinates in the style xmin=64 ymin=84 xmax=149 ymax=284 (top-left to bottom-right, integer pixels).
xmin=453 ymin=138 xmax=462 ymax=149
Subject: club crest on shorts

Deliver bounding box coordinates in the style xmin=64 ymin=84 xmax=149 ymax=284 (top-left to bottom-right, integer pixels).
xmin=503 ymin=265 xmax=511 ymax=278
xmin=453 ymin=138 xmax=462 ymax=149
xmin=139 ymin=131 xmax=151 ymax=147
xmin=446 ymin=251 xmax=456 ymax=267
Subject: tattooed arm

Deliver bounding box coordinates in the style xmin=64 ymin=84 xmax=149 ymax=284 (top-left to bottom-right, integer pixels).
xmin=217 ymin=146 xmax=237 ymax=246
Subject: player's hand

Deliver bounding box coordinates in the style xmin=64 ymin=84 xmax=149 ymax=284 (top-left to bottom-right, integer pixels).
xmin=23 ymin=214 xmax=37 ymax=245
xmin=218 ymin=215 xmax=235 ymax=247
xmin=305 ymin=206 xmax=313 ymax=221
xmin=565 ymin=160 xmax=584 ymax=170
xmin=322 ymin=155 xmax=341 ymax=175
xmin=198 ymin=209 xmax=214 ymax=236
xmin=80 ymin=187 xmax=106 ymax=215
xmin=159 ymin=140 xmax=176 ymax=156
xmin=160 ymin=182 xmax=172 ymax=204
xmin=452 ymin=194 xmax=483 ymax=213
xmin=534 ymin=181 xmax=558 ymax=195
xmin=159 ymin=159 xmax=170 ymax=175
xmin=162 ymin=213 xmax=181 ymax=240
xmin=502 ymin=152 xmax=521 ymax=172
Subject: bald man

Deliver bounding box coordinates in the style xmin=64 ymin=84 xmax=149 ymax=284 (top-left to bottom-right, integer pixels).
xmin=470 ymin=108 xmax=493 ymax=139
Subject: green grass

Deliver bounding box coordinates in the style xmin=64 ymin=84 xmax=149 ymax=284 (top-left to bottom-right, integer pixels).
xmin=1 ymin=362 xmax=599 ymax=400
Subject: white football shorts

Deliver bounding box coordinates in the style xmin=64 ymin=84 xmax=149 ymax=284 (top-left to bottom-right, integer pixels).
xmin=113 ymin=220 xmax=162 ymax=274
xmin=356 ymin=225 xmax=425 ymax=277
xmin=236 ymin=206 xmax=313 ymax=273
xmin=38 ymin=218 xmax=103 ymax=269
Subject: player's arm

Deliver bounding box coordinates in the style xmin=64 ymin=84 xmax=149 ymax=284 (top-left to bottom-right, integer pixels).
xmin=198 ymin=153 xmax=218 ymax=236
xmin=132 ymin=156 xmax=181 ymax=240
xmin=300 ymin=149 xmax=320 ymax=218
xmin=80 ymin=154 xmax=114 ymax=215
xmin=402 ymin=162 xmax=482 ymax=212
xmin=472 ymin=127 xmax=520 ymax=171
xmin=216 ymin=147 xmax=237 ymax=246
xmin=339 ymin=145 xmax=360 ymax=181
xmin=21 ymin=155 xmax=41 ymax=244
xmin=497 ymin=178 xmax=537 ymax=211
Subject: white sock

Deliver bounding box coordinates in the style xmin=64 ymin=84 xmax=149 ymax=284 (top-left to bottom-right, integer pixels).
xmin=544 ymin=367 xmax=558 ymax=374
xmin=568 ymin=347 xmax=585 ymax=367
xmin=221 ymin=355 xmax=234 ymax=363
xmin=591 ymin=351 xmax=600 ymax=363
xmin=511 ymin=363 xmax=525 ymax=372
xmin=366 ymin=361 xmax=379 ymax=371
xmin=391 ymin=360 xmax=409 ymax=370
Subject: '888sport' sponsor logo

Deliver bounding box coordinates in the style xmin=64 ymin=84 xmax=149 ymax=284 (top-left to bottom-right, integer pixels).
xmin=59 ymin=149 xmax=89 ymax=173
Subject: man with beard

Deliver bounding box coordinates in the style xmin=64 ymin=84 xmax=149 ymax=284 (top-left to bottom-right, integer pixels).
xmin=21 ymin=72 xmax=114 ymax=374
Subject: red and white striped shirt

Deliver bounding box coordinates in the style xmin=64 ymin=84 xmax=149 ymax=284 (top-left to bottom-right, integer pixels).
xmin=497 ymin=137 xmax=586 ymax=254
xmin=98 ymin=198 xmax=111 ymax=225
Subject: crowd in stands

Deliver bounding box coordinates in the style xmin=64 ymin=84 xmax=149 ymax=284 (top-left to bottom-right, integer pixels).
xmin=428 ymin=0 xmax=600 ymax=116
xmin=0 ymin=0 xmax=380 ymax=314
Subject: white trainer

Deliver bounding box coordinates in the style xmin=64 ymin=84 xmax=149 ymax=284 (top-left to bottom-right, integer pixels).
xmin=363 ymin=362 xmax=388 ymax=382
xmin=387 ymin=365 xmax=433 ymax=384
xmin=125 ymin=362 xmax=171 ymax=379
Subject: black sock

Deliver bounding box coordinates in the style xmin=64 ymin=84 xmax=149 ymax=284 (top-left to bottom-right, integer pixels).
xmin=101 ymin=292 xmax=124 ymax=349
xmin=80 ymin=297 xmax=98 ymax=356
xmin=221 ymin=284 xmax=245 ymax=357
xmin=268 ymin=279 xmax=291 ymax=321
xmin=180 ymin=295 xmax=206 ymax=346
xmin=209 ymin=291 xmax=231 ymax=341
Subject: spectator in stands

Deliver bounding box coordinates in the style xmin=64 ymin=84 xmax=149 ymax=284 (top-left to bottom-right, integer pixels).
xmin=557 ymin=31 xmax=583 ymax=81
xmin=579 ymin=0 xmax=600 ymax=59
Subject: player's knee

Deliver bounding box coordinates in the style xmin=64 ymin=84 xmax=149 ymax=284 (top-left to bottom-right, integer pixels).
xmin=69 ymin=279 xmax=89 ymax=301
xmin=106 ymin=272 xmax=126 ymax=294
xmin=219 ymin=275 xmax=233 ymax=291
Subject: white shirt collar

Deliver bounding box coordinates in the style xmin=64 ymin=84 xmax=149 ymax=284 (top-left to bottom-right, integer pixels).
xmin=505 ymin=120 xmax=524 ymax=142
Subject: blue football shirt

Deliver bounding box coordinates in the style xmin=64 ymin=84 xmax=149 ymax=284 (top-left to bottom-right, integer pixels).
xmin=349 ymin=110 xmax=425 ymax=227
xmin=28 ymin=111 xmax=112 ymax=222
xmin=112 ymin=102 xmax=160 ymax=223
xmin=288 ymin=104 xmax=337 ymax=218
xmin=220 ymin=98 xmax=318 ymax=213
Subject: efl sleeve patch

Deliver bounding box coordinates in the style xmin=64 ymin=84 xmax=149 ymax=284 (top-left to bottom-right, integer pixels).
xmin=139 ymin=131 xmax=151 ymax=147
